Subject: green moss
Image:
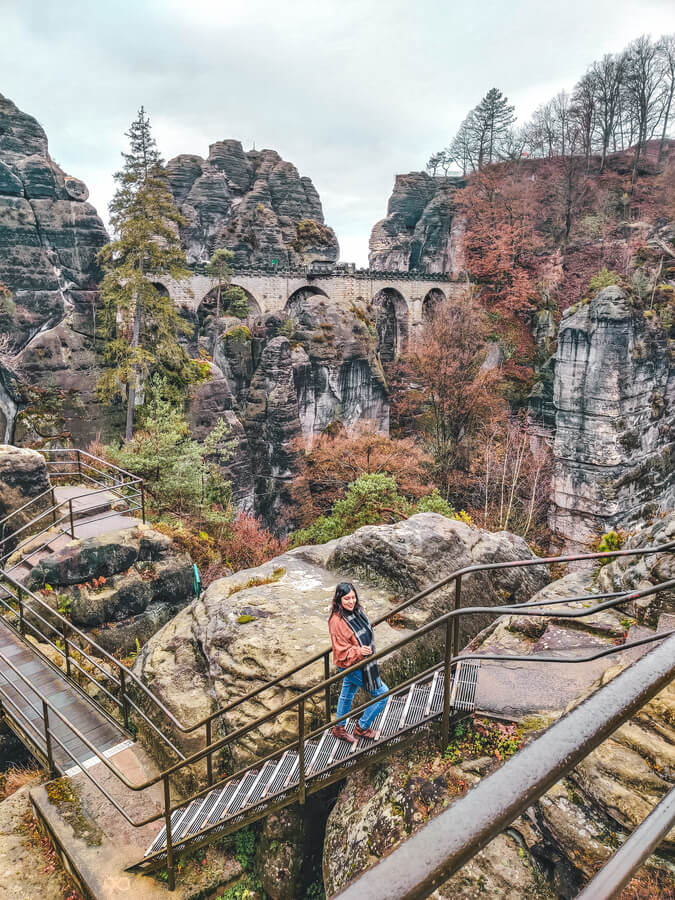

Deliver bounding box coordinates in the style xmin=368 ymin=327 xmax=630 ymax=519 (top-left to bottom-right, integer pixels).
xmin=46 ymin=778 xmax=103 ymax=846
xmin=228 ymin=567 xmax=286 ymax=597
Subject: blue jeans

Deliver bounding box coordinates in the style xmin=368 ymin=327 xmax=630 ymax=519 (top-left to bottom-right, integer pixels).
xmin=336 ymin=668 xmax=388 ymax=730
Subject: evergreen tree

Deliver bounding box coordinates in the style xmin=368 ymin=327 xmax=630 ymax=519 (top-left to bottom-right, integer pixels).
xmin=98 ymin=107 xmax=194 ymax=440
xmin=473 ymin=88 xmax=516 ymax=167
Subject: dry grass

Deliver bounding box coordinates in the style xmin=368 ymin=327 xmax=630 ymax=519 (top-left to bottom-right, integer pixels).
xmin=619 ymin=867 xmax=674 ymax=900
xmin=0 ymin=762 xmax=43 ymax=800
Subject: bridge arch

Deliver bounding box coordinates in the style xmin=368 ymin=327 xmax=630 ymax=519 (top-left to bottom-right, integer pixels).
xmin=198 ymin=283 xmax=261 ymax=321
xmin=372 ymin=287 xmax=409 ymax=362
xmin=422 ymin=288 xmax=445 ymax=323
xmin=284 ymin=285 xmax=330 ymax=317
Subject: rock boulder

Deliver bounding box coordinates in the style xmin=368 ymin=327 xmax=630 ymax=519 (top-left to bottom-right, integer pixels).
xmin=26 ymin=525 xmax=195 ymax=655
xmin=134 ymin=514 xmax=548 ymax=762
xmin=0 ymin=445 xmax=51 ymax=551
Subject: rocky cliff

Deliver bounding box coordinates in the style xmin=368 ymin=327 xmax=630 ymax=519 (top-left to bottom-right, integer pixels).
xmin=547 ymin=284 xmax=674 ymax=551
xmin=0 ymin=93 xmax=110 ymax=445
xmin=167 ymin=142 xmax=339 ymax=267
xmin=368 ymin=172 xmax=464 ymax=273
xmin=0 ymin=95 xmax=382 ymax=526
xmin=191 ymin=292 xmax=388 ymax=526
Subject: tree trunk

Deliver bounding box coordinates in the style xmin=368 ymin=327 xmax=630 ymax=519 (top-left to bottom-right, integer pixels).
xmin=125 ymin=295 xmax=142 ymax=442
xmin=212 ymin=281 xmax=222 ymax=355
xmin=658 ymin=86 xmax=674 ymax=162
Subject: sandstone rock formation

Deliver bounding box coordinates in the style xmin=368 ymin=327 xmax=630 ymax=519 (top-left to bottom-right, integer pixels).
xmin=323 ymin=741 xmax=554 ymax=899
xmin=548 ymin=286 xmax=674 ymax=551
xmin=134 ymin=513 xmax=548 ymax=761
xmin=368 ymin=173 xmax=464 ymax=273
xmin=167 ymin=142 xmax=339 ymax=267
xmin=0 ymin=445 xmax=51 ymax=552
xmin=0 ymin=93 xmax=109 ymax=445
xmin=25 ymin=525 xmax=195 ymax=654
xmin=203 ymin=294 xmax=388 ymax=526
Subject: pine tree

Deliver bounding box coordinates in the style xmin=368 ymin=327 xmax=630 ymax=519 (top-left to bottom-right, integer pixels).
xmin=97 ymin=107 xmax=194 ymax=440
xmin=473 ymin=88 xmax=516 ymax=167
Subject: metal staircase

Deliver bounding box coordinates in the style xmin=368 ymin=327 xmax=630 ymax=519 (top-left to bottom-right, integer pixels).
xmin=141 ymin=662 xmax=480 ymax=865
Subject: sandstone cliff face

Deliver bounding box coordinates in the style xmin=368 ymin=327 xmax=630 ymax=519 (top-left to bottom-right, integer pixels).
xmin=202 ymin=295 xmax=388 ymax=526
xmin=368 ymin=172 xmax=464 ymax=273
xmin=0 ymin=93 xmax=110 ymax=445
xmin=167 ymin=142 xmax=339 ymax=267
xmin=548 ymin=286 xmax=674 ymax=550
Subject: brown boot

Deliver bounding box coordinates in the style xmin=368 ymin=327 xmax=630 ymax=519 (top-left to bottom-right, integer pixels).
xmin=354 ymin=724 xmax=377 ymax=740
xmin=332 ymin=725 xmax=357 ymax=743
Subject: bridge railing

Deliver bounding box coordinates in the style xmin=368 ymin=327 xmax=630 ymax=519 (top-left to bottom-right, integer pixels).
xmin=2 ymin=561 xmax=673 ymax=890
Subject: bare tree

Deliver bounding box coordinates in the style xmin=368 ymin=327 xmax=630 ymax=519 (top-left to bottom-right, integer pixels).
xmin=623 ymin=36 xmax=665 ymax=182
xmin=658 ymin=34 xmax=675 ymax=160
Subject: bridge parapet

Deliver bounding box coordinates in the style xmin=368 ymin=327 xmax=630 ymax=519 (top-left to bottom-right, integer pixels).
xmin=190 ymin=262 xmax=455 ymax=283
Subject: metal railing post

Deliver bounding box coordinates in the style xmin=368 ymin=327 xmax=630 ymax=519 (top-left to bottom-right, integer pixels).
xmin=119 ymin=667 xmax=130 ymax=731
xmin=43 ymin=700 xmax=56 ymax=778
xmin=141 ymin=482 xmax=146 ymax=523
xmin=298 ymin=700 xmax=306 ymax=805
xmin=50 ymin=488 xmax=57 ymax=525
xmin=77 ymin=449 xmax=82 ymax=481
xmin=441 ymin=619 xmax=452 ymax=748
xmin=324 ymin=652 xmax=331 ymax=723
xmin=453 ymin=575 xmax=462 ymax=659
xmin=63 ymin=626 xmax=71 ymax=677
xmin=205 ymin=719 xmax=213 ymax=786
xmin=68 ymin=499 xmax=75 ymax=538
xmin=18 ymin=586 xmax=25 ymax=636
xmin=163 ymin=775 xmax=175 ymax=891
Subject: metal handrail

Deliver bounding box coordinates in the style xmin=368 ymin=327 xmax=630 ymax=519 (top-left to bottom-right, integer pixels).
xmin=0 ymin=571 xmax=186 ymax=761
xmin=575 ymin=786 xmax=675 ymax=900
xmin=334 ymin=631 xmax=675 ymax=900
xmin=173 ymin=539 xmax=675 ymax=736
xmin=5 ymin=449 xmax=673 ymax=749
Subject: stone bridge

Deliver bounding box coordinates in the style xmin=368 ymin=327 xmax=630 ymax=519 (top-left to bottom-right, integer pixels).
xmin=157 ymin=265 xmax=468 ymax=358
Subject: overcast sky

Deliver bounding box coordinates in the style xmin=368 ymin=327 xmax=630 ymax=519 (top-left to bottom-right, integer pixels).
xmin=3 ymin=0 xmax=675 ymax=265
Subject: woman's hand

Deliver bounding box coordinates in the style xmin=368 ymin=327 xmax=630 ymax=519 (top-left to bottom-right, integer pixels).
xmin=359 ymin=645 xmax=373 ymax=657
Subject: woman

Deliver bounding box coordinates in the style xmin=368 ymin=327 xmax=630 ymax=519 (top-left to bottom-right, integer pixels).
xmin=328 ymin=582 xmax=388 ymax=743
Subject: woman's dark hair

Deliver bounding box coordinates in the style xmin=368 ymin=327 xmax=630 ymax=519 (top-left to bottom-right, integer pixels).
xmin=330 ymin=582 xmax=361 ymax=619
